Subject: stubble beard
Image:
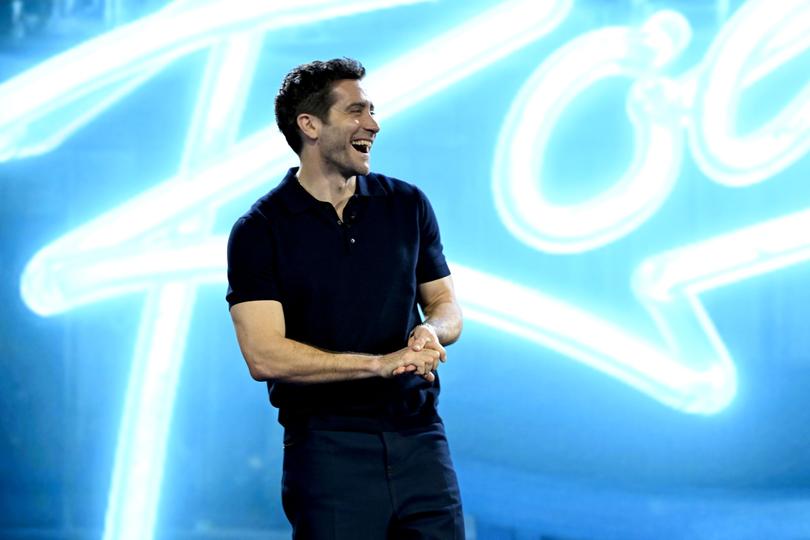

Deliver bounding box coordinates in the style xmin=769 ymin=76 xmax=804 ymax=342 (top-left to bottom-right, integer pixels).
xmin=323 ymin=140 xmax=368 ymax=179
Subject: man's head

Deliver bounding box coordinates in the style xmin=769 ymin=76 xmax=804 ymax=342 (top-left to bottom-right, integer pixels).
xmin=275 ymin=58 xmax=369 ymax=155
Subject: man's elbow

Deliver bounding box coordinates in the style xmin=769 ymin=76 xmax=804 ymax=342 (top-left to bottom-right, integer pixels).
xmin=242 ymin=342 xmax=282 ymax=381
xmin=446 ymin=318 xmax=463 ymax=346
xmin=246 ymin=359 xmax=272 ymax=381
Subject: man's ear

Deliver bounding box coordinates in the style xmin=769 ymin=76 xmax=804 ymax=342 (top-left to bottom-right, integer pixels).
xmin=296 ymin=113 xmax=321 ymax=143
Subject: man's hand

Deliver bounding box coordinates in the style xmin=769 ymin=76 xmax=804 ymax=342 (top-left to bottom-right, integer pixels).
xmin=388 ymin=323 xmax=447 ymax=381
xmin=408 ymin=323 xmax=447 ymax=359
xmin=379 ymin=346 xmax=441 ymax=383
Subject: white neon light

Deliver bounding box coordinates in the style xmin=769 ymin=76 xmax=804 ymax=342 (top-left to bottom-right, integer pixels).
xmin=483 ymin=0 xmax=808 ymax=412
xmin=103 ymin=281 xmax=195 ymax=540
xmin=0 ymin=0 xmax=429 ymax=162
xmin=100 ymin=29 xmax=267 ymax=540
xmin=451 ymin=265 xmax=724 ymax=411
xmin=364 ymin=0 xmax=573 ymax=118
xmin=492 ymin=10 xmax=692 ymax=253
xmin=689 ymin=0 xmax=810 ymax=186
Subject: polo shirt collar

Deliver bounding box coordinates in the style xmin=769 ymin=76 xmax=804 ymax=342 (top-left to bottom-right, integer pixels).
xmin=279 ymin=167 xmax=386 ymax=214
xmin=356 ymin=173 xmax=386 ymax=197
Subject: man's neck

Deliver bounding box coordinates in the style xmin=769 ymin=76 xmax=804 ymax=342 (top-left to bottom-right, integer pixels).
xmin=296 ymin=162 xmax=356 ymax=210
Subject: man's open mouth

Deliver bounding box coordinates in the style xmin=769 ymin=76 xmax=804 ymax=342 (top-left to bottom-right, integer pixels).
xmin=351 ymin=140 xmax=372 ymax=154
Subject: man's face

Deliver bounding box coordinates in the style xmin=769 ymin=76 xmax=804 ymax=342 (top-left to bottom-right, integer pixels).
xmin=316 ymin=79 xmax=379 ymax=177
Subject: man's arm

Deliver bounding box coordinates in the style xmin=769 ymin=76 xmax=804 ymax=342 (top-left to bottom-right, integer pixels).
xmin=230 ymin=299 xmax=440 ymax=383
xmin=397 ymin=275 xmax=463 ymax=380
xmin=415 ymin=275 xmax=463 ymax=347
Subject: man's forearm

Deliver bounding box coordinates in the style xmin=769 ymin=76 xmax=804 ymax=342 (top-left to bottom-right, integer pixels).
xmin=245 ymin=336 xmax=380 ymax=383
xmin=244 ymin=335 xmax=441 ymax=384
xmin=421 ymin=301 xmax=463 ymax=346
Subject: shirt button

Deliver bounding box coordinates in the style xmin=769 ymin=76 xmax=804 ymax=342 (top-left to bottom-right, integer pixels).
xmin=337 ymin=219 xmax=342 ymax=225
xmin=349 ymin=238 xmax=356 ymax=244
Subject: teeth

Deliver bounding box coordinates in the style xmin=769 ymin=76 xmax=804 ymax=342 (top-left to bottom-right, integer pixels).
xmin=351 ymin=140 xmax=372 ymax=153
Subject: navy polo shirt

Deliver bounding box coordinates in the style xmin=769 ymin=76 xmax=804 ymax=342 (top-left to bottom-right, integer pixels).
xmin=226 ymin=167 xmax=451 ymax=431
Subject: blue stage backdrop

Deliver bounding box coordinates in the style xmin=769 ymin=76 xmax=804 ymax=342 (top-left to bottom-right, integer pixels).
xmin=2 ymin=0 xmax=810 ymax=538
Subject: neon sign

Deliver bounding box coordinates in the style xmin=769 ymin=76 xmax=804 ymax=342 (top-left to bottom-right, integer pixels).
xmin=1 ymin=0 xmax=808 ymax=538
xmin=490 ymin=0 xmax=809 ymax=416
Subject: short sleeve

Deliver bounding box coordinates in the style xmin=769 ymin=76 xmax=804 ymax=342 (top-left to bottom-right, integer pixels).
xmin=415 ymin=188 xmax=451 ymax=284
xmin=226 ymin=214 xmax=281 ymax=308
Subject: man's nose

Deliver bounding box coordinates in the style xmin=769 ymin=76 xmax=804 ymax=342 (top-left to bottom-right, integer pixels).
xmin=364 ymin=112 xmax=380 ymax=133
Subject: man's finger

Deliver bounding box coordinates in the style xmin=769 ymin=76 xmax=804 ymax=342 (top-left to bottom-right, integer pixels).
xmin=418 ymin=339 xmax=445 ymax=358
xmin=411 ymin=337 xmax=430 ymax=351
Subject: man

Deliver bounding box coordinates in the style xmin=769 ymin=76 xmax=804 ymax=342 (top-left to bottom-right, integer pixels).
xmin=226 ymin=57 xmax=464 ymax=539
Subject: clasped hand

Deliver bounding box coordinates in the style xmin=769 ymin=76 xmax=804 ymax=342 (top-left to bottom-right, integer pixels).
xmin=382 ymin=324 xmax=447 ymax=382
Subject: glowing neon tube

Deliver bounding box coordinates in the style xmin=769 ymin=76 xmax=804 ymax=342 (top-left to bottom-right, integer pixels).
xmin=689 ymin=0 xmax=810 ymax=185
xmin=492 ymin=10 xmax=692 ymax=253
xmin=0 ymin=0 xmax=430 ymax=161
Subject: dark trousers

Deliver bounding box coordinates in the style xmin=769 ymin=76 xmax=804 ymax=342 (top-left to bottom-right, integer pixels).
xmin=281 ymin=423 xmax=464 ymax=539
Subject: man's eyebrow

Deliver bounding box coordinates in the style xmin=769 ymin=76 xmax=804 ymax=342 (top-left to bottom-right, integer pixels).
xmin=345 ymin=100 xmax=372 ymax=110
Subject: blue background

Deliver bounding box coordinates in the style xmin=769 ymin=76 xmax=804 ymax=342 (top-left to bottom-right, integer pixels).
xmin=2 ymin=0 xmax=810 ymax=538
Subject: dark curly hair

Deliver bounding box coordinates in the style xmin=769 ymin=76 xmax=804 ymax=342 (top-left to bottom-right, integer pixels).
xmin=275 ymin=58 xmax=366 ymax=155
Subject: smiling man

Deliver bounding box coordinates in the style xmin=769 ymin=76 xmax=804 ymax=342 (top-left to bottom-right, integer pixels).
xmin=226 ymin=58 xmax=465 ymax=539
